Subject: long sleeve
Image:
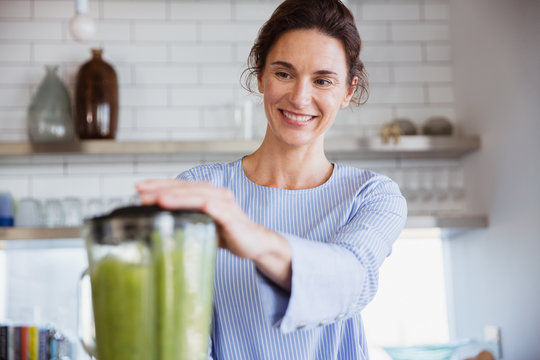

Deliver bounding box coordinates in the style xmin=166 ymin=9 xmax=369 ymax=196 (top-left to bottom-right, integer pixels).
xmin=257 ymin=178 xmax=407 ymax=333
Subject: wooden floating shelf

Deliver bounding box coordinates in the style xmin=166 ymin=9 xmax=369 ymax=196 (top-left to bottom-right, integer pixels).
xmin=0 ymin=135 xmax=480 ymax=158
xmin=405 ymin=214 xmax=488 ymax=229
xmin=0 ymin=214 xmax=488 ymax=241
xmin=0 ymin=227 xmax=82 ymax=241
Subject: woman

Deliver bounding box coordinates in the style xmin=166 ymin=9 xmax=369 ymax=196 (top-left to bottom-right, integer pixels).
xmin=137 ymin=0 xmax=407 ymax=358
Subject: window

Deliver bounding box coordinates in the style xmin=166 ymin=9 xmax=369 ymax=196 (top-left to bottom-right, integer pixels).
xmin=362 ymin=229 xmax=450 ymax=359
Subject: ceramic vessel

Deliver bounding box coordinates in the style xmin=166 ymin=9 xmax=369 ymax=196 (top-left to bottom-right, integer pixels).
xmin=27 ymin=65 xmax=74 ymax=142
xmin=75 ymin=49 xmax=118 ymax=139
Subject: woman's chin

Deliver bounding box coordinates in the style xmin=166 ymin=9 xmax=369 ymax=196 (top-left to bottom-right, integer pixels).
xmin=276 ymin=132 xmax=323 ymax=149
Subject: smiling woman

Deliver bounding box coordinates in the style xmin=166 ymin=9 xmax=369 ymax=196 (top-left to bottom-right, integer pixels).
xmin=256 ymin=30 xmax=357 ymax=152
xmin=136 ymin=0 xmax=407 ymax=359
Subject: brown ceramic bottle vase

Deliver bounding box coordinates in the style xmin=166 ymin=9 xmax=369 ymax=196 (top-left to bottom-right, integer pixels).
xmin=75 ymin=48 xmax=118 ymax=139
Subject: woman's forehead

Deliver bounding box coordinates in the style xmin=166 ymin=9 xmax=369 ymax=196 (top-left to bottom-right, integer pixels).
xmin=266 ymin=29 xmax=348 ymax=74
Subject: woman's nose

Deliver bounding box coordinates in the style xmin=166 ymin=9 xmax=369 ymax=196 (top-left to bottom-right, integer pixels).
xmin=289 ymin=80 xmax=312 ymax=108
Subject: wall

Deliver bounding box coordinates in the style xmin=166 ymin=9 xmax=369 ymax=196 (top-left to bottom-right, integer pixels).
xmin=448 ymin=0 xmax=540 ymax=358
xmin=0 ymin=0 xmax=458 ymax=204
xmin=0 ymin=0 xmax=474 ymax=356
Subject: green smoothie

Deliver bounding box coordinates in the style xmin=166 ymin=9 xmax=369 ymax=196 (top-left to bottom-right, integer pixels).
xmin=89 ymin=224 xmax=216 ymax=360
xmin=90 ymin=253 xmax=154 ymax=360
xmin=153 ymin=229 xmax=216 ymax=360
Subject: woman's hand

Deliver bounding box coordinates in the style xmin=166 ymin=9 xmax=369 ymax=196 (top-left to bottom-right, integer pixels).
xmin=136 ymin=179 xmax=292 ymax=290
xmin=137 ymin=179 xmax=260 ymax=259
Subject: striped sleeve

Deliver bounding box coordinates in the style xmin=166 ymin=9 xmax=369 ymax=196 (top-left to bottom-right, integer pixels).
xmin=176 ymin=169 xmax=195 ymax=181
xmin=258 ymin=178 xmax=407 ymax=333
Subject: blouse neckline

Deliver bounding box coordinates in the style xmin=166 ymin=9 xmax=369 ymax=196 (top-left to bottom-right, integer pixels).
xmin=236 ymin=158 xmax=338 ymax=194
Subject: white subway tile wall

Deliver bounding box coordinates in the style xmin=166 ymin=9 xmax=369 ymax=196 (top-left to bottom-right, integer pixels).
xmin=103 ymin=1 xmax=167 ymax=20
xmin=33 ymin=1 xmax=99 ymax=19
xmin=426 ymin=44 xmax=453 ymax=62
xmin=0 ymin=1 xmax=32 ymax=19
xmin=133 ymin=23 xmax=198 ymax=42
xmin=0 ymin=44 xmax=31 ymax=62
xmin=171 ymin=3 xmax=233 ymax=21
xmin=391 ymin=24 xmax=449 ymax=42
xmin=0 ymin=88 xmax=29 ymax=107
xmin=362 ymin=4 xmax=421 ymax=21
xmin=428 ymin=85 xmax=455 ymax=104
xmin=0 ymin=21 xmax=63 ymax=40
xmin=0 ymin=0 xmax=460 ymax=207
xmin=0 ymin=177 xmax=30 ymax=199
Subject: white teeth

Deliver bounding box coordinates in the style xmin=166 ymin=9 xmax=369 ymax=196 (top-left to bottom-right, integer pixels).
xmin=282 ymin=110 xmax=312 ymax=122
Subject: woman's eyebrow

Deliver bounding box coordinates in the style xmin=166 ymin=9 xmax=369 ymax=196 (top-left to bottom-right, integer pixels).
xmin=270 ymin=61 xmax=295 ymax=70
xmin=269 ymin=61 xmax=338 ymax=76
xmin=313 ymin=69 xmax=338 ymax=76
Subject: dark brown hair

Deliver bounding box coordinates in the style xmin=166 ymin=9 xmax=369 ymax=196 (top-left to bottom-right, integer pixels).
xmin=243 ymin=0 xmax=369 ymax=105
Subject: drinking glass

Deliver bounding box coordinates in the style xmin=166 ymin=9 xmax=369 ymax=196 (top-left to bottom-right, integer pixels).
xmin=44 ymin=198 xmax=65 ymax=228
xmin=63 ymin=197 xmax=83 ymax=227
xmin=418 ymin=169 xmax=434 ymax=203
xmin=14 ymin=198 xmax=43 ymax=227
xmin=449 ymin=167 xmax=466 ymax=200
xmin=84 ymin=198 xmax=105 ymax=219
xmin=128 ymin=193 xmax=141 ymax=206
xmin=401 ymin=168 xmax=420 ymax=203
xmin=105 ymin=197 xmax=125 ymax=213
xmin=433 ymin=167 xmax=450 ymax=202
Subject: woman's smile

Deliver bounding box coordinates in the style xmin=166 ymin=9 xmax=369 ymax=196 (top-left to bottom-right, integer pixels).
xmin=279 ymin=109 xmax=317 ymax=126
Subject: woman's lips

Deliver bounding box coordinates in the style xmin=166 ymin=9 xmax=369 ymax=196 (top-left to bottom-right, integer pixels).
xmin=280 ymin=109 xmax=316 ymax=126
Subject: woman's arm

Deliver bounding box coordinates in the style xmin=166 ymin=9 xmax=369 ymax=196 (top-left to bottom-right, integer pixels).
xmin=255 ymin=178 xmax=407 ymax=333
xmin=136 ymin=179 xmax=293 ymax=290
xmin=137 ymin=176 xmax=407 ymax=333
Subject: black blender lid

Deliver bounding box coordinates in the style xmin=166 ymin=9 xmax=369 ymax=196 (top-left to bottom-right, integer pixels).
xmin=90 ymin=204 xmax=206 ymax=222
xmin=85 ymin=205 xmax=213 ymax=245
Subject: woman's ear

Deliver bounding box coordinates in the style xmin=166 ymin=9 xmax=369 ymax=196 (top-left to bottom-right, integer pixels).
xmin=341 ymin=76 xmax=358 ymax=108
xmin=257 ymin=74 xmax=264 ymax=94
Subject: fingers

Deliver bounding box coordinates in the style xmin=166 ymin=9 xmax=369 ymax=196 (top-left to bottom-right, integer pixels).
xmin=137 ymin=179 xmax=212 ymax=204
xmin=136 ymin=179 xmax=234 ymax=214
xmin=157 ymin=186 xmax=235 ymax=216
xmin=156 ymin=190 xmax=209 ymax=210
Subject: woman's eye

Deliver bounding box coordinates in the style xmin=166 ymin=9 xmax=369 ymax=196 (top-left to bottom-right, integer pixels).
xmin=275 ymin=71 xmax=291 ymax=79
xmin=315 ymin=78 xmax=332 ymax=87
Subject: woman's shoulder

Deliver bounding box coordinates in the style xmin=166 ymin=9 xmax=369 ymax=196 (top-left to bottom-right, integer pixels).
xmin=176 ymin=159 xmax=240 ymax=186
xmin=333 ymin=163 xmax=404 ymax=200
xmin=333 ymin=163 xmax=391 ymax=187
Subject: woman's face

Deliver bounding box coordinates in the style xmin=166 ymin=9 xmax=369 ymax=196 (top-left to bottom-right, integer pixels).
xmin=258 ymin=29 xmax=357 ymax=148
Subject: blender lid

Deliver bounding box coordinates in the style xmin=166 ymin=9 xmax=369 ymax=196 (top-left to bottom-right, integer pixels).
xmin=84 ymin=205 xmax=213 ymax=244
xmin=90 ymin=204 xmax=207 ymax=222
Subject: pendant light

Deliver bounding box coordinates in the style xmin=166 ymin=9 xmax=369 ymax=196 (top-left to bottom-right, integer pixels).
xmin=69 ymin=0 xmax=96 ymax=42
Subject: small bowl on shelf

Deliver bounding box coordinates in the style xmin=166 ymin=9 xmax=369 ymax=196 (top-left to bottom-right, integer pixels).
xmin=422 ymin=116 xmax=454 ymax=136
xmin=391 ymin=118 xmax=418 ymax=135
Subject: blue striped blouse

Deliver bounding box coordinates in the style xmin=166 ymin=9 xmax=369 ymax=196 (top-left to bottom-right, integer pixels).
xmin=178 ymin=159 xmax=407 ymax=360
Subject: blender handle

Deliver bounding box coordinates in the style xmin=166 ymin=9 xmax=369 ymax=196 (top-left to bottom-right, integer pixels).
xmin=77 ymin=268 xmax=97 ymax=358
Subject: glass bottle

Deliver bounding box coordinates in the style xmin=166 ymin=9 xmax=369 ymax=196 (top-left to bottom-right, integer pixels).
xmin=75 ymin=48 xmax=118 ymax=139
xmin=27 ymin=65 xmax=74 ymax=142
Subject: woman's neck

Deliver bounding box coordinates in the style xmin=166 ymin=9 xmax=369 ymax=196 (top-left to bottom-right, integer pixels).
xmin=242 ymin=135 xmax=333 ymax=190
